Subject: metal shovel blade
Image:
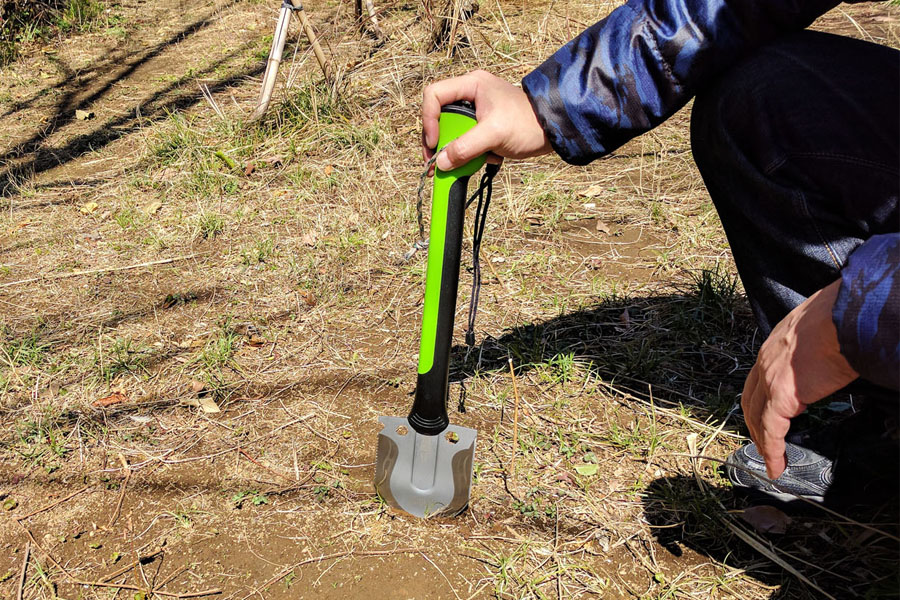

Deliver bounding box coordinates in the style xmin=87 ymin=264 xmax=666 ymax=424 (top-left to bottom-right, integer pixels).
xmin=374 ymin=416 xmax=476 ymax=518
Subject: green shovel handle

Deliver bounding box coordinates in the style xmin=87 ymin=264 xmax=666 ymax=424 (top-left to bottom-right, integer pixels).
xmin=408 ymin=102 xmax=485 ymax=436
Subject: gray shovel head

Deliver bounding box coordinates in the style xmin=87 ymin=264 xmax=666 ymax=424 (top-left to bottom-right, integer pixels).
xmin=374 ymin=416 xmax=476 ymax=518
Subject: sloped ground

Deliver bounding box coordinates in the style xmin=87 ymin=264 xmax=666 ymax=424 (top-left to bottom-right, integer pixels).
xmin=0 ymin=1 xmax=897 ymax=598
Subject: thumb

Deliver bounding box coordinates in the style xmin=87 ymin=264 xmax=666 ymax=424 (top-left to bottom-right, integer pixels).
xmin=436 ymin=123 xmax=497 ymax=171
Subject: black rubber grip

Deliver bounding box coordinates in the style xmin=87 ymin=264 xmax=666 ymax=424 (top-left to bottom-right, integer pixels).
xmin=408 ymin=176 xmax=470 ymax=435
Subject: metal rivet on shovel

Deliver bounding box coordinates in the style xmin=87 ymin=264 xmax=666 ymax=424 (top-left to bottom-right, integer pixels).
xmin=375 ymin=102 xmax=486 ymax=518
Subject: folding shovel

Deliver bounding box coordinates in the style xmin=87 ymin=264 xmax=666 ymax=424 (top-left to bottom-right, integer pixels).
xmin=374 ymin=102 xmax=486 ymax=518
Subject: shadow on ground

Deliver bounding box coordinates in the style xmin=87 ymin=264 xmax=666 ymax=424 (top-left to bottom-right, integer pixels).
xmin=451 ymin=279 xmax=899 ymax=598
xmin=452 ymin=270 xmax=757 ymax=423
xmin=0 ymin=0 xmax=262 ymax=198
xmin=644 ymin=475 xmax=900 ymax=599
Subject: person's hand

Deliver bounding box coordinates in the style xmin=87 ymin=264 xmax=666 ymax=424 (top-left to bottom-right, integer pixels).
xmin=422 ymin=70 xmax=552 ymax=172
xmin=741 ymin=279 xmax=859 ymax=479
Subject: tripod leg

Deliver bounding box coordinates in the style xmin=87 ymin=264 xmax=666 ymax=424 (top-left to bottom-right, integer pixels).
xmin=291 ymin=1 xmax=333 ymax=81
xmin=250 ymin=4 xmax=292 ymax=121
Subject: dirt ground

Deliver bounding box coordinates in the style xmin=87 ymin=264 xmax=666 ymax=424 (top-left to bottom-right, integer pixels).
xmin=0 ymin=1 xmax=898 ymax=598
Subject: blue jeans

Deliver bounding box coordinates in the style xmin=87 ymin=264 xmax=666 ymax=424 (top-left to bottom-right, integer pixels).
xmin=691 ymin=30 xmax=899 ymax=341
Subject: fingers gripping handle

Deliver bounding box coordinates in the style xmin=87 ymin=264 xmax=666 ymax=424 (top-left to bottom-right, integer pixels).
xmin=409 ymin=102 xmax=486 ymax=436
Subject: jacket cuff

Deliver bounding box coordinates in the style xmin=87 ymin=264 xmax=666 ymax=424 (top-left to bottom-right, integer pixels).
xmin=522 ymin=69 xmax=595 ymax=166
xmin=832 ymin=233 xmax=900 ymax=391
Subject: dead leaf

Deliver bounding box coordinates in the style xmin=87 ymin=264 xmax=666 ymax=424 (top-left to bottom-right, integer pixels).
xmin=247 ymin=335 xmax=266 ymax=347
xmin=595 ymin=220 xmax=611 ymax=234
xmin=324 ymin=165 xmax=333 ymax=176
xmin=75 ymin=109 xmax=94 ymax=121
xmin=300 ymin=231 xmax=318 ymax=246
xmin=198 ymin=396 xmax=221 ymax=414
xmin=297 ymin=289 xmax=316 ymax=307
xmin=92 ymin=392 xmax=128 ymax=408
xmin=740 ymin=505 xmax=792 ymax=534
xmin=261 ymin=155 xmax=284 ymax=167
xmin=79 ymin=202 xmax=98 ymax=215
xmin=243 ymin=162 xmax=256 ymax=176
xmin=619 ymin=308 xmax=631 ymax=327
xmin=144 ymin=200 xmax=162 ymax=215
xmin=578 ymin=184 xmax=605 ymax=198
xmin=554 ymin=471 xmax=576 ymax=486
xmin=190 ymin=379 xmax=205 ymax=394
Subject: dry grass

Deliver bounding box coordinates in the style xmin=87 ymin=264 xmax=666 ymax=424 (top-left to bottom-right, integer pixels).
xmin=0 ymin=0 xmax=898 ymax=599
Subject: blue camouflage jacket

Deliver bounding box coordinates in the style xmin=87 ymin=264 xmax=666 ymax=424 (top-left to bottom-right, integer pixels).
xmin=522 ymin=0 xmax=898 ymax=389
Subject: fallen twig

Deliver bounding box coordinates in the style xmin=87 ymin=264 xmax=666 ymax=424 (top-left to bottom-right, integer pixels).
xmin=15 ymin=486 xmax=91 ymax=521
xmin=101 ymin=549 xmax=164 ymax=582
xmin=16 ymin=542 xmax=29 ymax=600
xmin=238 ymin=447 xmax=296 ymax=483
xmin=17 ymin=524 xmax=221 ymax=599
xmin=0 ymin=254 xmax=205 ymax=288
xmin=154 ymin=565 xmax=189 ymax=590
xmin=683 ymin=452 xmax=900 ymax=543
xmin=685 ymin=435 xmax=837 ymax=600
xmin=419 ymin=551 xmax=461 ymax=600
xmin=508 ymin=357 xmax=520 ymax=482
xmin=107 ymin=454 xmax=131 ymax=528
xmin=248 ymin=547 xmax=418 ymax=597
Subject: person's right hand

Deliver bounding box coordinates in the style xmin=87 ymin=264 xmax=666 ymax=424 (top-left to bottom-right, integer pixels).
xmin=422 ymin=70 xmax=552 ymax=172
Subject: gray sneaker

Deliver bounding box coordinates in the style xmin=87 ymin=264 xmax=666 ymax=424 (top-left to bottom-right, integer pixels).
xmin=725 ymin=442 xmax=833 ymax=503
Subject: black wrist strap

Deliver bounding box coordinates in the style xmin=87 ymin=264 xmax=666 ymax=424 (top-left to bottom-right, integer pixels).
xmin=464 ymin=163 xmax=500 ymax=347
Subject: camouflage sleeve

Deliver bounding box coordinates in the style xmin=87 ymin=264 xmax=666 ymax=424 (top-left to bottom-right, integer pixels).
xmin=832 ymin=234 xmax=900 ymax=391
xmin=521 ymin=0 xmax=841 ymax=165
